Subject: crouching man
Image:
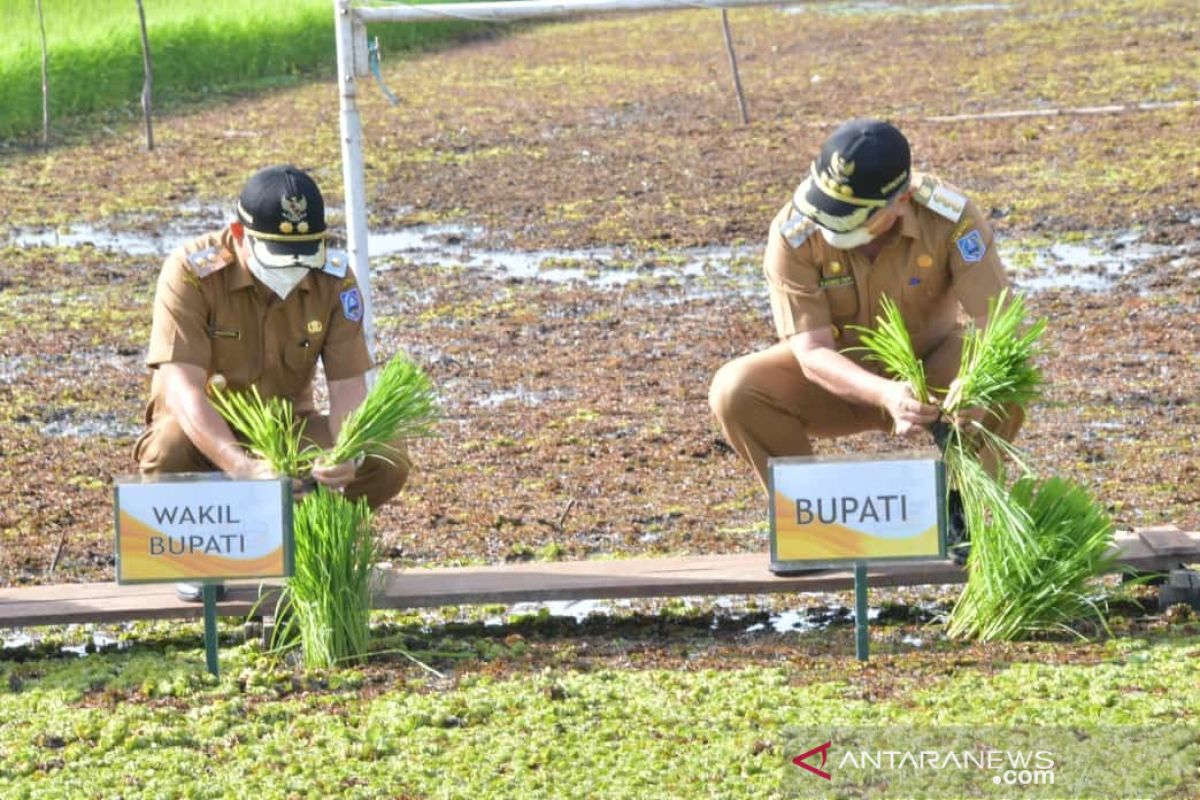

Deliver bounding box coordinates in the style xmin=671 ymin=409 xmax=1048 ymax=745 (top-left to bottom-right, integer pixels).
xmin=133 ymin=165 xmax=409 ymax=597
xmin=708 ymin=119 xmax=1022 ymax=562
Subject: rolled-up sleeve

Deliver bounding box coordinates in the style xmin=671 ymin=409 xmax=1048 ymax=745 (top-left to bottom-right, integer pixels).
xmin=146 ymin=255 xmax=211 ymax=369
xmin=764 ymin=219 xmax=830 ymax=339
xmin=949 ymin=202 xmax=1008 ymax=318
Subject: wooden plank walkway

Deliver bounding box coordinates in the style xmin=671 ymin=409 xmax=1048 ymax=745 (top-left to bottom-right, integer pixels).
xmin=1 ymin=527 xmax=1195 ymax=628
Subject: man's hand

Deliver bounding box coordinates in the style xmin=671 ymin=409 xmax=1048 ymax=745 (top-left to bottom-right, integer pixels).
xmin=882 ymin=381 xmax=940 ymax=436
xmin=311 ymin=457 xmax=357 ymax=492
xmin=944 ymin=378 xmax=988 ymax=426
xmin=229 ymin=455 xmax=278 ymax=481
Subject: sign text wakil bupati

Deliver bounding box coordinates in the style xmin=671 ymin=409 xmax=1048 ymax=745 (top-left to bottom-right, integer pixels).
xmin=769 ymin=455 xmax=945 ymax=569
xmin=115 ymin=475 xmax=293 ymax=584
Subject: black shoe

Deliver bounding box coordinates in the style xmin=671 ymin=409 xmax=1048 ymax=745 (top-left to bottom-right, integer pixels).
xmin=770 ymin=566 xmax=833 ymax=577
xmin=175 ymin=583 xmax=227 ymax=602
xmin=946 ymin=489 xmax=969 ymax=566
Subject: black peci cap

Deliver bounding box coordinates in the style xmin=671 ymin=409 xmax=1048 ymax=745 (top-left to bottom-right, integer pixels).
xmin=791 ymin=119 xmax=912 ymax=233
xmin=236 ymin=165 xmax=327 ymax=269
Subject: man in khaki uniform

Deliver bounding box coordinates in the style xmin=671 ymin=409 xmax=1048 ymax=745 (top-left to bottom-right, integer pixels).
xmin=709 ymin=119 xmax=1020 ymax=514
xmin=135 ymin=165 xmax=409 ymax=525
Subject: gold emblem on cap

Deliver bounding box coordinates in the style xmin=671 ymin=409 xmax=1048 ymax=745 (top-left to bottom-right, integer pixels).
xmin=831 ymin=152 xmax=855 ymax=181
xmin=307 ymin=320 xmax=323 ymax=334
xmin=279 ymin=221 xmax=294 ymax=234
xmin=281 ymin=194 xmax=308 ymax=225
xmin=298 ymin=222 xmax=309 ymax=234
xmin=917 ymin=254 xmax=933 ymax=269
xmin=830 ymin=261 xmax=843 ymax=274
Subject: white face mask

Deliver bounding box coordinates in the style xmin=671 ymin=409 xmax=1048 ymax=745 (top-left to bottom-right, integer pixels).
xmin=820 ymin=225 xmax=877 ymax=250
xmin=244 ymin=250 xmax=311 ymax=299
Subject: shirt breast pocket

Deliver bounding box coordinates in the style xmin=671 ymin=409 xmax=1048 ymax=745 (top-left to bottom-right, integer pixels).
xmin=824 ymin=284 xmax=860 ymax=324
xmin=207 ymin=325 xmax=254 ymax=387
xmin=283 ymin=328 xmax=326 ymax=380
xmin=902 ymin=262 xmax=950 ymax=309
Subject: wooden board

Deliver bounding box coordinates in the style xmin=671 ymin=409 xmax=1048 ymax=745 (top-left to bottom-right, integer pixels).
xmin=1 ymin=528 xmax=1196 ymax=628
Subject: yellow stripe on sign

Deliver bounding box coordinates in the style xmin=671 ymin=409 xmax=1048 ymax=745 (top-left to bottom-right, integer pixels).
xmin=117 ymin=511 xmax=285 ymax=581
xmin=772 ymin=492 xmax=940 ymax=560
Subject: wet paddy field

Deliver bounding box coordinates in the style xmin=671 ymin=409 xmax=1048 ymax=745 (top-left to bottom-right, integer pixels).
xmin=0 ymin=0 xmax=1197 ymax=593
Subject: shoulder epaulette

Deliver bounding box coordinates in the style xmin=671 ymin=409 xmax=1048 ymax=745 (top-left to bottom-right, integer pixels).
xmin=911 ymin=175 xmax=967 ymax=223
xmin=184 ymin=246 xmax=234 ymax=279
xmin=779 ymin=211 xmax=817 ymax=249
xmin=321 ymin=249 xmax=349 ymax=278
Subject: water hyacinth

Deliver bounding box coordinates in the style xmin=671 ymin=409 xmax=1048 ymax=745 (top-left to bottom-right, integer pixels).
xmin=851 ymin=289 xmax=1117 ymax=640
xmin=212 ymin=352 xmax=438 ymax=666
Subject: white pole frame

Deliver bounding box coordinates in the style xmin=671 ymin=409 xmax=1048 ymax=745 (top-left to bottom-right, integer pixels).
xmin=333 ymin=0 xmax=789 ymax=350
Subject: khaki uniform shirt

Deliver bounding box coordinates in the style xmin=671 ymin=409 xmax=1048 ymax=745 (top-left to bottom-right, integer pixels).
xmin=145 ymin=229 xmax=372 ymax=417
xmin=764 ymin=173 xmax=1007 ymax=363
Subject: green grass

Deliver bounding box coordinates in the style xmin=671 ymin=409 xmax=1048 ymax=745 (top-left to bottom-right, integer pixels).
xmin=0 ymin=626 xmax=1197 ymax=798
xmin=1 ymin=0 xmax=487 ymax=140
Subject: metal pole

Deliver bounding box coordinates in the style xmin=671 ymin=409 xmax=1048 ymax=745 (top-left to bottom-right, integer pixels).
xmin=355 ymin=0 xmax=792 ymax=23
xmin=854 ymin=562 xmax=869 ymax=661
xmin=135 ymin=0 xmax=155 ymax=151
xmin=202 ymin=585 xmax=220 ymax=677
xmin=334 ymin=0 xmax=377 ymax=358
xmin=720 ymin=9 xmax=749 ymax=125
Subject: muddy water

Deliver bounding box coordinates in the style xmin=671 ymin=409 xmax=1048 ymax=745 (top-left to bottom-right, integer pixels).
xmin=7 ymin=218 xmax=1190 ymax=294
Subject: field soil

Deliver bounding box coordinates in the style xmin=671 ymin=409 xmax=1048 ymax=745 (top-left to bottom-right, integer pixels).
xmin=1 ymin=0 xmax=1197 ymax=587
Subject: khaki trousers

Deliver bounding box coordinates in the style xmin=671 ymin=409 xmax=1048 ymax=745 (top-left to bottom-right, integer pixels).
xmin=708 ymin=335 xmax=1023 ymax=492
xmin=134 ymin=412 xmax=410 ymax=511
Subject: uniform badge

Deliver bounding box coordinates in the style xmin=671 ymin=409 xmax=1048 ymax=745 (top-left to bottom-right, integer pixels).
xmin=908 ymin=277 xmax=922 ymax=286
xmin=819 ymin=275 xmax=855 ymax=289
xmin=322 ymin=249 xmax=350 ymax=278
xmin=185 ymin=246 xmax=232 ymax=279
xmin=780 ymin=212 xmax=816 ymax=249
xmin=917 ymin=254 xmax=933 ymax=269
xmin=307 ymin=319 xmax=323 ymax=334
xmin=956 ymin=230 xmax=986 ymax=263
xmin=340 ymin=287 xmax=364 ymax=322
xmin=913 ymin=176 xmax=966 ymax=222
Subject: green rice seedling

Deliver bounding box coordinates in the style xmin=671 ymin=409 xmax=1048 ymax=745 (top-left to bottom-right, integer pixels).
xmin=942 ymin=288 xmax=1045 ymax=424
xmin=847 ymin=295 xmax=930 ymax=403
xmin=208 ymin=383 xmax=318 ymax=478
xmin=211 ymin=354 xmax=438 ymax=666
xmin=948 ymin=476 xmax=1118 ymax=641
xmin=327 ymin=353 xmax=440 ymax=468
xmin=272 ymin=488 xmax=378 ymax=668
xmin=850 ymin=289 xmax=1115 ymax=641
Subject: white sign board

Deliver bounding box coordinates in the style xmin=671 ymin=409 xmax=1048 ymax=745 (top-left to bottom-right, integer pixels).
xmin=769 ymin=453 xmax=945 ymax=569
xmin=115 ymin=474 xmax=293 ymax=584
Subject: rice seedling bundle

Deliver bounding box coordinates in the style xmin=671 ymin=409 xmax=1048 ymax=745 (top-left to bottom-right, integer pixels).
xmin=851 ymin=290 xmax=1117 ymax=641
xmin=213 ymin=352 xmax=438 ymax=667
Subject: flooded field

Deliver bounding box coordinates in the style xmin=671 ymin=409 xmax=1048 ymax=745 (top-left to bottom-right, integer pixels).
xmin=0 ymin=0 xmax=1197 ymax=589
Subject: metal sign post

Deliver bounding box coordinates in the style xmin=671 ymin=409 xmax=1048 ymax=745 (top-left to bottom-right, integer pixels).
xmin=854 ymin=562 xmax=868 ymax=661
xmin=114 ymin=474 xmax=294 ymax=678
xmin=768 ymin=453 xmax=947 ymax=662
xmin=203 ymin=585 xmax=221 ymax=676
